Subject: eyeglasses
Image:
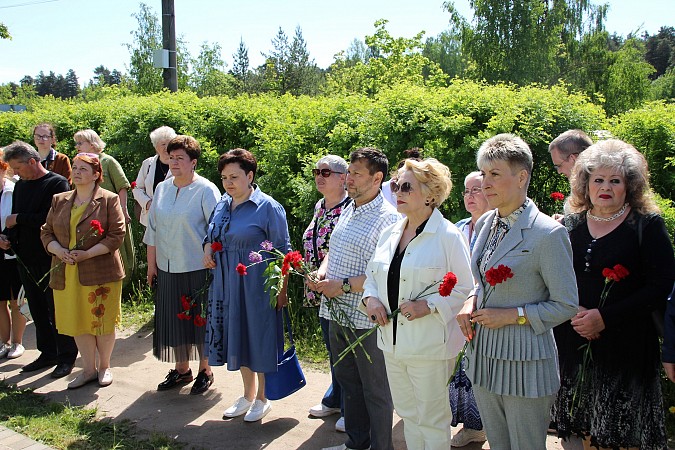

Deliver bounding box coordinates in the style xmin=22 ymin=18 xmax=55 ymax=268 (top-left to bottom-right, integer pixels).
xmin=312 ymin=168 xmax=343 ymax=178
xmin=553 ymin=153 xmax=579 ymax=171
xmin=34 ymin=134 xmax=52 ymax=141
xmin=463 ymin=187 xmax=483 ymax=196
xmin=74 ymin=141 xmax=85 ymax=147
xmin=390 ymin=180 xmax=413 ymax=194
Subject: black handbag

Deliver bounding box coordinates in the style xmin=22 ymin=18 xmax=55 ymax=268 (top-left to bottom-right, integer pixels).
xmin=264 ymin=308 xmax=306 ymax=400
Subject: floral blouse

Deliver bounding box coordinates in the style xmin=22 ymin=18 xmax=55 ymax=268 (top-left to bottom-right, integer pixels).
xmin=301 ymin=195 xmax=352 ymax=307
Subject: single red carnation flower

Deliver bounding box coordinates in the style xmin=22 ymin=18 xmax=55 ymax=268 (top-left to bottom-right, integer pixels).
xmin=612 ymin=264 xmax=629 ymax=280
xmin=180 ymin=294 xmax=191 ymax=310
xmin=89 ymin=219 xmax=104 ymax=235
xmin=602 ymin=267 xmax=619 ymax=282
xmin=485 ymin=264 xmax=514 ymax=286
xmin=211 ymin=241 xmax=223 ymax=252
xmin=177 ymin=312 xmax=190 ymax=320
xmin=281 ymin=261 xmax=291 ymax=276
xmin=550 ymin=192 xmax=565 ymax=201
xmin=438 ymin=272 xmax=458 ymax=296
xmin=130 ymin=181 xmax=137 ymax=189
xmin=236 ymin=263 xmax=248 ymax=276
xmin=193 ymin=315 xmax=207 ymax=327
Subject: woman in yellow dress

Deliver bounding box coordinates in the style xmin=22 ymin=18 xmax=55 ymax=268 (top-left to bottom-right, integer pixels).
xmin=41 ymin=153 xmax=125 ymax=389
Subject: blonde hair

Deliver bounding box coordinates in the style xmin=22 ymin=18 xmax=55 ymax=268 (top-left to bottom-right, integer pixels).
xmin=569 ymin=139 xmax=660 ymax=215
xmin=398 ymin=158 xmax=452 ymax=208
xmin=74 ymin=129 xmax=106 ymax=152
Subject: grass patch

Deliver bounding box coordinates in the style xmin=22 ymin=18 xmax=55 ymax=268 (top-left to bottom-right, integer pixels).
xmin=0 ymin=382 xmax=182 ymax=449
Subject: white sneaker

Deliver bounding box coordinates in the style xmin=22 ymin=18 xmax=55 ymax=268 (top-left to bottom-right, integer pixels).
xmin=244 ymin=399 xmax=271 ymax=422
xmin=335 ymin=416 xmax=345 ymax=432
xmin=0 ymin=343 xmax=10 ymax=359
xmin=451 ymin=427 xmax=487 ymax=447
xmin=309 ymin=402 xmax=341 ymax=417
xmin=223 ymin=397 xmax=253 ymax=418
xmin=7 ymin=343 xmax=24 ymax=359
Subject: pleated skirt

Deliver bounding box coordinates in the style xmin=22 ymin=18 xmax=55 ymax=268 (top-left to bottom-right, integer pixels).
xmin=153 ymin=269 xmax=208 ymax=362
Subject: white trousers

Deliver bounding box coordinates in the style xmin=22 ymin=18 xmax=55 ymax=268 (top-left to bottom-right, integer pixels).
xmin=383 ymin=353 xmax=454 ymax=450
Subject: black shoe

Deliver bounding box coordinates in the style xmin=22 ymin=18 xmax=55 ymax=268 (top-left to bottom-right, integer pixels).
xmin=21 ymin=357 xmax=58 ymax=372
xmin=157 ymin=369 xmax=193 ymax=391
xmin=51 ymin=362 xmax=74 ymax=379
xmin=190 ymin=369 xmax=214 ymax=395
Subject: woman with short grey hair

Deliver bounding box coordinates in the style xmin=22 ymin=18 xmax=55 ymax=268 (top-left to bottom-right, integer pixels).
xmin=456 ymin=133 xmax=578 ymax=449
xmin=132 ymin=126 xmax=177 ymax=226
xmin=303 ymin=154 xmax=350 ymax=430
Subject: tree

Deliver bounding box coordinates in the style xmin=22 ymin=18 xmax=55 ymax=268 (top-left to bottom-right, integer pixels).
xmin=445 ymin=0 xmax=606 ymax=85
xmin=190 ymin=42 xmax=237 ymax=97
xmin=423 ymin=30 xmax=465 ymax=78
xmin=63 ymin=69 xmax=80 ymax=98
xmin=231 ymin=38 xmax=251 ymax=92
xmin=0 ymin=23 xmax=10 ymax=40
xmin=258 ymin=26 xmax=322 ymax=96
xmin=604 ymin=38 xmax=655 ymax=116
xmin=325 ymin=20 xmax=448 ymax=96
xmin=645 ymin=27 xmax=675 ymax=78
xmin=92 ymin=65 xmax=123 ymax=86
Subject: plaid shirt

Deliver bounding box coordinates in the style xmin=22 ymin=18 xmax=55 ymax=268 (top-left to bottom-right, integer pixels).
xmin=319 ymin=192 xmax=400 ymax=329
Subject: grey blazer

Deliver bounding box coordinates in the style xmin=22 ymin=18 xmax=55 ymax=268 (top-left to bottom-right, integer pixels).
xmin=466 ymin=200 xmax=578 ymax=398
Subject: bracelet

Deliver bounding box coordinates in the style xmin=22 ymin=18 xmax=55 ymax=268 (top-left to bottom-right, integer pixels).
xmin=361 ymin=297 xmax=368 ymax=307
xmin=467 ymin=294 xmax=478 ymax=300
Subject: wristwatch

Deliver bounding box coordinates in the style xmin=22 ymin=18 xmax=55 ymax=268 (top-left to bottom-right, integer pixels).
xmin=427 ymin=300 xmax=437 ymax=314
xmin=342 ymin=278 xmax=352 ymax=294
xmin=516 ymin=306 xmax=527 ymax=325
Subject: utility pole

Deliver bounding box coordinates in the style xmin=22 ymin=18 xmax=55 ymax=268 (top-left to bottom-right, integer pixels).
xmin=161 ymin=0 xmax=177 ymax=92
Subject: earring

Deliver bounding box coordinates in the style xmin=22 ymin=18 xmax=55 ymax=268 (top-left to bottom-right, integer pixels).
xmin=425 ymin=200 xmax=431 ymax=206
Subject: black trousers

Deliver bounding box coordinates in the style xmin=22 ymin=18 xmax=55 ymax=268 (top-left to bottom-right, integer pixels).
xmin=17 ymin=257 xmax=77 ymax=365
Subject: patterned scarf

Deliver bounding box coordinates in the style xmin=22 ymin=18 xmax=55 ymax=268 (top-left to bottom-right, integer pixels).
xmin=478 ymin=199 xmax=529 ymax=275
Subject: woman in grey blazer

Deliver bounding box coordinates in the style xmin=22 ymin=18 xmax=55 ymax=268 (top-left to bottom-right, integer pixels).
xmin=456 ymin=134 xmax=578 ymax=449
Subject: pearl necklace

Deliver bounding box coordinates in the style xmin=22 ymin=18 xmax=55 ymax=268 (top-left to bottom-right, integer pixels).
xmin=587 ymin=203 xmax=629 ymax=222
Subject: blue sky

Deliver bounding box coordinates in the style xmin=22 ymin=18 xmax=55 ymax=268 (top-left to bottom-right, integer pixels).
xmin=0 ymin=0 xmax=672 ymax=85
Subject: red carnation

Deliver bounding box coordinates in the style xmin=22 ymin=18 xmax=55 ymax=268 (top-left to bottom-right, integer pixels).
xmin=177 ymin=312 xmax=190 ymax=320
xmin=281 ymin=262 xmax=291 ymax=276
xmin=211 ymin=241 xmax=223 ymax=253
xmin=130 ymin=181 xmax=137 ymax=189
xmin=236 ymin=263 xmax=248 ymax=276
xmin=550 ymin=192 xmax=565 ymax=202
xmin=485 ymin=264 xmax=514 ymax=286
xmin=612 ymin=264 xmax=629 ymax=280
xmin=438 ymin=272 xmax=458 ymax=297
xmin=193 ymin=315 xmax=207 ymax=327
xmin=89 ymin=219 xmax=104 ymax=235
xmin=281 ymin=250 xmax=303 ymax=276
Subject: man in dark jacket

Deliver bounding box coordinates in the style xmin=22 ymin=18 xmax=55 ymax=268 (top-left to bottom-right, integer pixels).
xmin=0 ymin=141 xmax=77 ymax=378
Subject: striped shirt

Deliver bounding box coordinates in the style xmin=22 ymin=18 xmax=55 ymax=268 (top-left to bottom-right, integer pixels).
xmin=319 ymin=192 xmax=400 ymax=329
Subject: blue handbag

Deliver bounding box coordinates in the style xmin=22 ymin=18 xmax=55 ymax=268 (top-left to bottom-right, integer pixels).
xmin=264 ymin=308 xmax=306 ymax=400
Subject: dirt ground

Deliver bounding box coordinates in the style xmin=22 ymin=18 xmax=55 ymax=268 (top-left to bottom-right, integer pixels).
xmin=0 ymin=323 xmax=578 ymax=449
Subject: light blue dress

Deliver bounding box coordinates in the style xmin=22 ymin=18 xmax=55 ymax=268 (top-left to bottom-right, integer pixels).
xmin=204 ymin=186 xmax=291 ymax=373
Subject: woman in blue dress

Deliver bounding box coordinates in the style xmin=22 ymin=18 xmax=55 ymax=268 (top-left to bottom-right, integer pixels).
xmin=203 ymin=148 xmax=291 ymax=423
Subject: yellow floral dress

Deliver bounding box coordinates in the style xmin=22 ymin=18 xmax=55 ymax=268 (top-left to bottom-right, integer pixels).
xmin=53 ymin=203 xmax=122 ymax=336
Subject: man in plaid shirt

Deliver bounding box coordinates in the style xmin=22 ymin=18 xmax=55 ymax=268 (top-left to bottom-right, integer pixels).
xmin=314 ymin=147 xmax=400 ymax=450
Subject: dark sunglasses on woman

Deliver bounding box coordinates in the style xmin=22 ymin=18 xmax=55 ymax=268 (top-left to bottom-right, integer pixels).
xmin=312 ymin=168 xmax=343 ymax=178
xmin=390 ymin=180 xmax=413 ymax=193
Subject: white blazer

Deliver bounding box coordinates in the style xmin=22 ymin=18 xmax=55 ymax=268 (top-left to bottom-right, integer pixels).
xmin=362 ymin=208 xmax=473 ymax=360
xmin=132 ymin=155 xmax=173 ymax=226
xmin=1 ymin=179 xmax=16 ymax=260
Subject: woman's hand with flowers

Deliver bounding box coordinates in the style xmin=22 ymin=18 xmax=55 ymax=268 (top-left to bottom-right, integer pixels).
xmin=202 ymin=244 xmax=216 ymax=269
xmin=456 ymin=298 xmax=476 ymax=340
xmin=366 ymin=296 xmax=389 ymax=326
xmin=399 ymin=299 xmax=431 ymax=321
xmin=571 ymin=308 xmax=605 ymax=339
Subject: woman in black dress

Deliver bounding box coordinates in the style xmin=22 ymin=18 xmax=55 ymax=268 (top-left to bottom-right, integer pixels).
xmin=552 ymin=139 xmax=675 ymax=449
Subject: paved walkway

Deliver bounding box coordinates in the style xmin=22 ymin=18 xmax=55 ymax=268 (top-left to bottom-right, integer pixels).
xmin=0 ymin=425 xmax=53 ymax=450
xmin=0 ymin=322 xmax=578 ymax=449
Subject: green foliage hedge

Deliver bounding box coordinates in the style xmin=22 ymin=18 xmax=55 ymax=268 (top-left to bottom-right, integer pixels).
xmin=1 ymin=80 xmax=673 ymax=245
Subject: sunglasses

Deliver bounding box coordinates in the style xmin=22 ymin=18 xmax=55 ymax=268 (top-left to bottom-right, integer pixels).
xmin=390 ymin=180 xmax=413 ymax=194
xmin=312 ymin=168 xmax=343 ymax=178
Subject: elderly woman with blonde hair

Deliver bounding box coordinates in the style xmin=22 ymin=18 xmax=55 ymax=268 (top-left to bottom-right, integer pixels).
xmin=74 ymin=129 xmax=135 ymax=284
xmin=552 ymin=139 xmax=675 ymax=449
xmin=363 ymin=158 xmax=474 ymax=450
